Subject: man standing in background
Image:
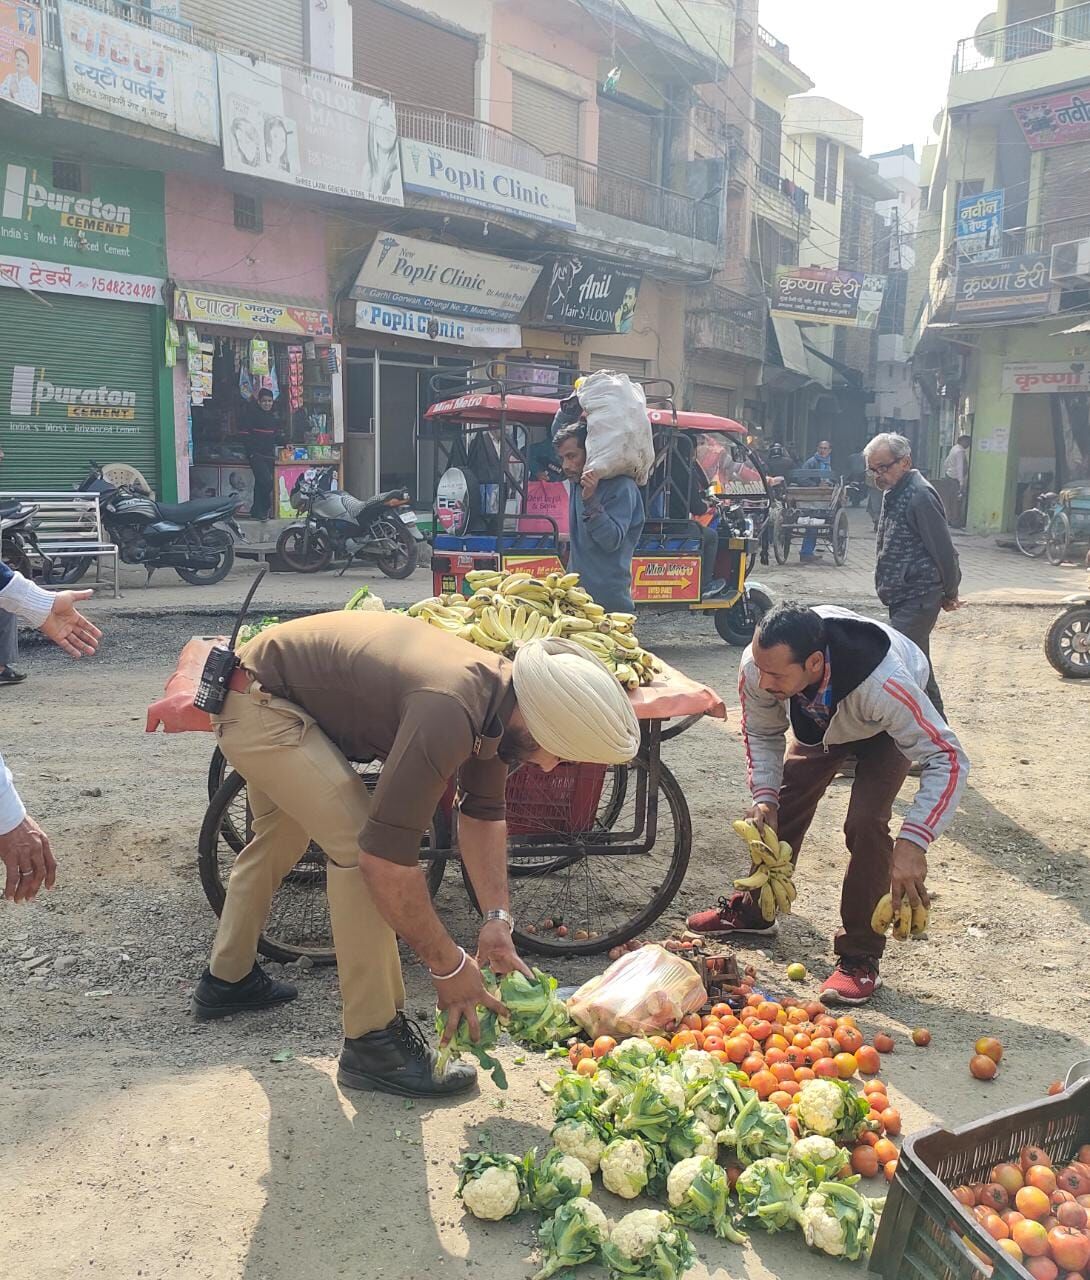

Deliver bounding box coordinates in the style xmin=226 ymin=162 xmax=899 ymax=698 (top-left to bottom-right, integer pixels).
xmin=939 ymin=434 xmax=971 ymax=528
xmin=239 ymin=388 xmax=280 ymax=524
xmin=865 ymin=432 xmax=961 ymax=717
xmin=799 ymin=440 xmax=834 ymax=564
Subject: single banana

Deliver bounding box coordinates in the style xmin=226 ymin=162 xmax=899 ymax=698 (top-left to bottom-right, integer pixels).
xmin=545 ymin=573 xmax=560 ymax=590
xmin=612 ymin=631 xmax=638 ymax=651
xmin=911 ymin=904 xmax=930 ymax=936
xmin=760 ymin=827 xmax=781 ymax=859
xmin=469 ymin=624 xmax=508 ymax=652
xmin=733 ymin=868 xmax=770 ymax=891
xmin=557 ymin=572 xmax=580 ymax=589
xmin=892 ymin=902 xmax=913 ymax=942
xmin=758 ymin=883 xmax=776 ymax=922
xmin=771 ymin=878 xmax=792 ymax=915
xmin=732 ymin=819 xmax=761 ymax=843
xmin=783 ymin=878 xmax=797 ymax=904
xmin=608 ymin=612 xmax=637 ymax=626
xmin=870 ymin=894 xmax=895 ymax=935
xmin=499 ymin=574 xmax=535 ymax=595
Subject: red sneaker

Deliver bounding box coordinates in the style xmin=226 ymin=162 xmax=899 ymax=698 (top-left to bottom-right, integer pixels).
xmin=820 ymin=959 xmax=882 ymax=1005
xmin=686 ymin=893 xmax=778 ymax=938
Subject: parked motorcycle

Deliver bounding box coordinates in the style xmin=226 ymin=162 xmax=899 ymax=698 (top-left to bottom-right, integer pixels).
xmin=1045 ymin=572 xmax=1090 ymax=679
xmin=275 ymin=468 xmax=422 ymax=578
xmin=52 ymin=461 xmax=242 ymax=586
xmin=1 ymin=501 xmax=49 ymax=580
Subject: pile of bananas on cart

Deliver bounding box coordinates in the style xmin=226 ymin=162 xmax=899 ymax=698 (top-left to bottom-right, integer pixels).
xmin=406 ymin=570 xmax=663 ymax=691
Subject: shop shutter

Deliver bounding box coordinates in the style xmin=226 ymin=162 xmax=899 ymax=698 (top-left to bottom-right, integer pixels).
xmin=351 ymin=0 xmax=476 ymax=116
xmin=181 ymin=0 xmax=304 ymax=64
xmin=588 ymin=354 xmax=650 ymax=379
xmin=597 ymin=98 xmax=658 ymax=182
xmin=1040 ymin=144 xmax=1088 ymax=228
xmin=511 ymin=75 xmax=580 ymax=157
xmin=0 ymin=294 xmax=160 ymax=491
xmin=691 ymin=383 xmax=736 ymax=417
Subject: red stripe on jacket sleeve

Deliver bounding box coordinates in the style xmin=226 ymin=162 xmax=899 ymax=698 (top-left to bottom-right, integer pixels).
xmin=883 ymin=678 xmax=961 ymax=830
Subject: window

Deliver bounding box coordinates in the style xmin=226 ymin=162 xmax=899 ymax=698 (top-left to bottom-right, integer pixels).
xmin=955 ymin=179 xmax=985 ymax=202
xmin=52 ymin=161 xmax=82 ymax=193
xmin=814 ymin=138 xmax=839 ymax=203
xmin=233 ymin=194 xmax=263 ymax=232
xmin=754 ymin=100 xmax=782 ymax=187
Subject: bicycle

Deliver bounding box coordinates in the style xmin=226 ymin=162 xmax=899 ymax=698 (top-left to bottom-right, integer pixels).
xmin=1014 ymin=491 xmax=1057 ymax=558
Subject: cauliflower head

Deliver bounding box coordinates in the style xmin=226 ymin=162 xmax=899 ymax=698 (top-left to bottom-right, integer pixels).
xmin=461 ymin=1164 xmax=522 ymax=1221
xmin=600 ymin=1137 xmax=650 ymax=1199
xmin=531 ymin=1148 xmax=593 ymax=1214
xmin=570 ymin=1196 xmax=608 ymax=1237
xmin=795 ymin=1079 xmax=845 ymax=1137
xmin=666 ymin=1157 xmax=706 ymax=1208
xmin=551 ymin=1118 xmax=606 ymax=1174
xmin=609 ymin=1208 xmax=671 ymax=1258
xmin=678 ymin=1049 xmax=719 ymax=1085
xmin=653 ymin=1072 xmax=688 ymax=1113
xmin=694 ymin=1105 xmax=725 ymax=1134
xmin=790 ymin=1135 xmax=842 ymax=1165
xmin=800 ymin=1191 xmax=847 ymax=1256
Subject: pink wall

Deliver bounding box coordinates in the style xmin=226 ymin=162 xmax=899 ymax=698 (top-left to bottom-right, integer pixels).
xmin=164 ymin=175 xmax=329 ymax=304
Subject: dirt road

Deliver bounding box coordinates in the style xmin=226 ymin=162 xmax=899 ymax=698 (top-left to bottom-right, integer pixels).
xmin=1 ymin=600 xmax=1088 ymax=1280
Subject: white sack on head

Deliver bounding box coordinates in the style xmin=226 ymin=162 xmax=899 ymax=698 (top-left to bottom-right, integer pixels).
xmin=512 ymin=638 xmax=641 ymax=765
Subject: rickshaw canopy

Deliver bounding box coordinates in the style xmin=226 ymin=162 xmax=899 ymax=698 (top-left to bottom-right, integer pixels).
xmin=425 ymin=392 xmax=748 ymax=438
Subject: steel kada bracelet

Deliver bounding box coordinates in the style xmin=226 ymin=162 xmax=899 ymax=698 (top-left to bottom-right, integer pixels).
xmin=430 ymin=946 xmax=468 ymax=982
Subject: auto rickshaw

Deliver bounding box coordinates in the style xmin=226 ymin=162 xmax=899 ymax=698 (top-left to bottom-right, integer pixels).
xmin=424 ymin=366 xmax=774 ymax=644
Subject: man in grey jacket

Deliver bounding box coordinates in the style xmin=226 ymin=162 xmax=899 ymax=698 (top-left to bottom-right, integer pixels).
xmin=688 ymin=602 xmax=968 ymax=1005
xmin=866 ymin=433 xmax=961 ymax=716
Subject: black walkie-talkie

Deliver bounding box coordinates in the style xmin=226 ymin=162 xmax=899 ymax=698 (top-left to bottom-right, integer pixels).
xmin=194 ymin=568 xmax=269 ymax=714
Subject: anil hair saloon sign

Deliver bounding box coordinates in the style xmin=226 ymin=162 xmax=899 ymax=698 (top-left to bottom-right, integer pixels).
xmin=350 ymin=234 xmax=540 ymax=323
xmin=399 ymin=139 xmax=576 ymax=229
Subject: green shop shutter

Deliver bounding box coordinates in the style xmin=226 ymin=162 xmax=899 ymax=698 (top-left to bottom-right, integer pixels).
xmin=0 ymin=293 xmax=160 ymax=490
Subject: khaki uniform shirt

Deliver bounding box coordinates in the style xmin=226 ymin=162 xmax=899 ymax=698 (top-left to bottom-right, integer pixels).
xmin=239 ymin=612 xmax=513 ymax=865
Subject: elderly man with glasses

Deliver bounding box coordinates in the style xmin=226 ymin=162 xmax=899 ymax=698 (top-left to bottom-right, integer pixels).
xmin=864 ymin=432 xmax=961 ymax=716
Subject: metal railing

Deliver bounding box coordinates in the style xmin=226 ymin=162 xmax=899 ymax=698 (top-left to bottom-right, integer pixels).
xmin=687 ymin=284 xmax=766 ymax=359
xmin=754 ymin=163 xmax=810 ymax=214
xmin=544 ymin=154 xmax=719 ymax=242
xmin=956 ymin=214 xmax=1090 ymax=259
xmin=953 ymin=1 xmax=1090 ymax=73
xmin=397 ymin=105 xmax=547 ymax=177
xmin=757 ymin=26 xmax=792 ymax=61
xmin=44 ymin=0 xmax=195 ymax=50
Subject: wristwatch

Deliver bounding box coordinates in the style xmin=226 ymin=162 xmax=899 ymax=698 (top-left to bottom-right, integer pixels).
xmin=485 ymin=908 xmax=515 ymax=933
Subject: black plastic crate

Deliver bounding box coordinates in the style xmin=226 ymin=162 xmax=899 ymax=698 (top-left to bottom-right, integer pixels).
xmin=870 ymin=1073 xmax=1090 ymax=1280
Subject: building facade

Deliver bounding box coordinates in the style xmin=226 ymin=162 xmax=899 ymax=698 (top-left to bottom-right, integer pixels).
xmin=906 ymin=0 xmax=1090 ymax=532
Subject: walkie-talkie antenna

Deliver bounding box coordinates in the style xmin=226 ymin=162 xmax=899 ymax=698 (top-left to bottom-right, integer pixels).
xmin=228 ymin=567 xmax=269 ymax=650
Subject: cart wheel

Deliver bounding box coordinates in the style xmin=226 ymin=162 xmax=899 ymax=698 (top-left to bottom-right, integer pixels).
xmin=831 ymin=508 xmax=849 ymax=566
xmin=198 ymin=770 xmax=448 ymax=965
xmin=772 ymin=512 xmax=790 ymax=565
xmin=459 ymin=755 xmax=690 ymax=956
xmin=1045 ymin=606 xmax=1090 ymax=678
xmin=1046 ymin=511 xmax=1072 ymax=566
xmin=713 ymin=587 xmax=773 ymax=646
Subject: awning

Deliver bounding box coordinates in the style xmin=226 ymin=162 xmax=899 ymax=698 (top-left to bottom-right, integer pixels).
xmin=1057 ymin=317 xmax=1090 ymax=334
xmin=171 ymin=280 xmax=332 ymax=339
xmin=770 ymin=315 xmax=810 ymax=377
xmin=803 ymin=341 xmax=865 ymax=389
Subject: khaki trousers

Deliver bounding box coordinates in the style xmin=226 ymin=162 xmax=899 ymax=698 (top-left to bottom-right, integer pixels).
xmin=209 ymin=681 xmax=405 ymax=1039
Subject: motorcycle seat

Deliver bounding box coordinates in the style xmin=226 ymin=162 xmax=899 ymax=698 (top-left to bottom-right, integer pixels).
xmin=373 ymin=489 xmax=408 ymax=504
xmin=156 ymin=497 xmax=236 ymax=522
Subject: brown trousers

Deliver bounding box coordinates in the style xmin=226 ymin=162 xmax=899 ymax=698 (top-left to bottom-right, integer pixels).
xmin=209 ymin=680 xmax=405 ymax=1039
xmin=768 ymin=733 xmax=910 ymax=962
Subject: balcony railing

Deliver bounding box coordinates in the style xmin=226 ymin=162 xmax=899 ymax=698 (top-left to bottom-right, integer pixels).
xmin=953 ymin=1 xmax=1090 ymax=74
xmin=397 ymin=105 xmax=547 ymax=178
xmin=687 ymin=285 xmax=766 ymax=360
xmin=757 ymin=26 xmax=792 ymax=62
xmin=1002 ymin=213 xmax=1090 ymax=257
xmin=754 ymin=163 xmax=810 ymax=218
xmin=44 ymin=0 xmax=195 ymax=50
xmin=545 ymin=154 xmax=719 ymax=243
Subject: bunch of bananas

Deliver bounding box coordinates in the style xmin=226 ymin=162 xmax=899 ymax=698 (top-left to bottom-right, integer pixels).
xmin=405 ymin=570 xmax=662 ymax=690
xmin=870 ymin=893 xmax=929 ymax=941
xmin=732 ymin=818 xmax=797 ymax=922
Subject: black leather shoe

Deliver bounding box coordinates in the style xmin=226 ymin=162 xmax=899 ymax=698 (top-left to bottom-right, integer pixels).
xmin=337 ymin=1012 xmax=477 ymax=1098
xmin=191 ymin=962 xmax=298 ymax=1021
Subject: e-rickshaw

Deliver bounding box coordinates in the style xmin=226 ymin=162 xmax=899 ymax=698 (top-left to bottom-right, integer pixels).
xmin=424 ymin=367 xmax=774 ymax=645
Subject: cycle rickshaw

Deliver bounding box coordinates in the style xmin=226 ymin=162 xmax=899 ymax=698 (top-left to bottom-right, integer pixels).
xmin=770 ymin=467 xmax=850 ymax=566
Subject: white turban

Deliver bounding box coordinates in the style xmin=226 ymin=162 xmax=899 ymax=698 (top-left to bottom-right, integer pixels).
xmin=512 ymin=638 xmax=641 ymax=765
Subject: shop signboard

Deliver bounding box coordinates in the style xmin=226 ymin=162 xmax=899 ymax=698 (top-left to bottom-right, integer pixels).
xmin=350 ymin=233 xmax=540 ymax=323
xmin=1001 ymin=361 xmax=1090 ymax=394
xmin=174 ymin=287 xmax=332 ymax=337
xmin=956 ymin=189 xmax=1004 ymax=262
xmin=0 ymin=0 xmax=41 ymax=114
xmin=58 ymin=0 xmax=219 ymax=144
xmin=631 ymin=555 xmax=701 ymax=603
xmin=516 ymin=482 xmax=570 ymax=537
xmin=771 ymin=267 xmax=886 ymax=329
xmin=399 ymin=139 xmax=576 ymax=228
xmin=952 ymin=253 xmax=1054 ymax=322
xmin=501 ymin=553 xmax=567 ymax=576
xmin=218 ymin=53 xmax=403 ymax=204
xmin=0 ymin=253 xmax=163 ymax=303
xmin=1014 ymin=85 xmax=1090 ymax=150
xmin=353 ymin=300 xmax=520 ymax=349
xmin=1 ymin=152 xmax=165 ymax=278
xmin=542 ymin=255 xmax=642 ymax=332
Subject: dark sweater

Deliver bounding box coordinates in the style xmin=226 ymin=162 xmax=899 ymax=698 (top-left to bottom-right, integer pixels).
xmin=875 ymin=469 xmax=961 ymax=607
xmin=568 ymin=476 xmax=644 ymax=613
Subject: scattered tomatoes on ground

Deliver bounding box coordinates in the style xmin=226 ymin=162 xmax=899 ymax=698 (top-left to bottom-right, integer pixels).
xmin=911 ymin=1027 xmax=932 ymax=1047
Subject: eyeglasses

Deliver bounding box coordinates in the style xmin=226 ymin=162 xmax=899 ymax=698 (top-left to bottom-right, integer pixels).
xmin=867 ymin=458 xmax=904 ymax=476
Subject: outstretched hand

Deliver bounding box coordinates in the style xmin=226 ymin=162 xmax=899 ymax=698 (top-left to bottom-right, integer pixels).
xmin=38 ymin=590 xmax=101 ymax=658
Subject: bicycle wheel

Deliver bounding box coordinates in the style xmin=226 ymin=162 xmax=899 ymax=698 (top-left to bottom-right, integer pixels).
xmin=772 ymin=511 xmax=791 ymax=565
xmin=831 ymin=508 xmax=849 ymax=565
xmin=1015 ymin=508 xmax=1049 ymax=558
xmin=199 ymin=769 xmax=448 ymax=965
xmin=459 ymin=756 xmax=691 ymax=957
xmin=1046 ymin=511 xmax=1072 ymax=566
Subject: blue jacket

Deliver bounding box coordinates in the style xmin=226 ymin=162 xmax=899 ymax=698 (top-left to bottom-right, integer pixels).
xmin=568 ymin=476 xmax=644 ymax=613
xmin=804 ymin=453 xmax=833 ymax=472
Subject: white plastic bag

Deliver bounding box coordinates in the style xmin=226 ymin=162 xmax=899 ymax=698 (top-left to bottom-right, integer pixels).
xmin=566 ymin=944 xmax=707 ymax=1040
xmin=577 ymin=370 xmax=655 ymax=485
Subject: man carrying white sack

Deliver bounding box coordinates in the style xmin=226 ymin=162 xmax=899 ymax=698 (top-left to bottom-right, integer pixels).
xmin=193 ymin=611 xmax=641 ymax=1100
